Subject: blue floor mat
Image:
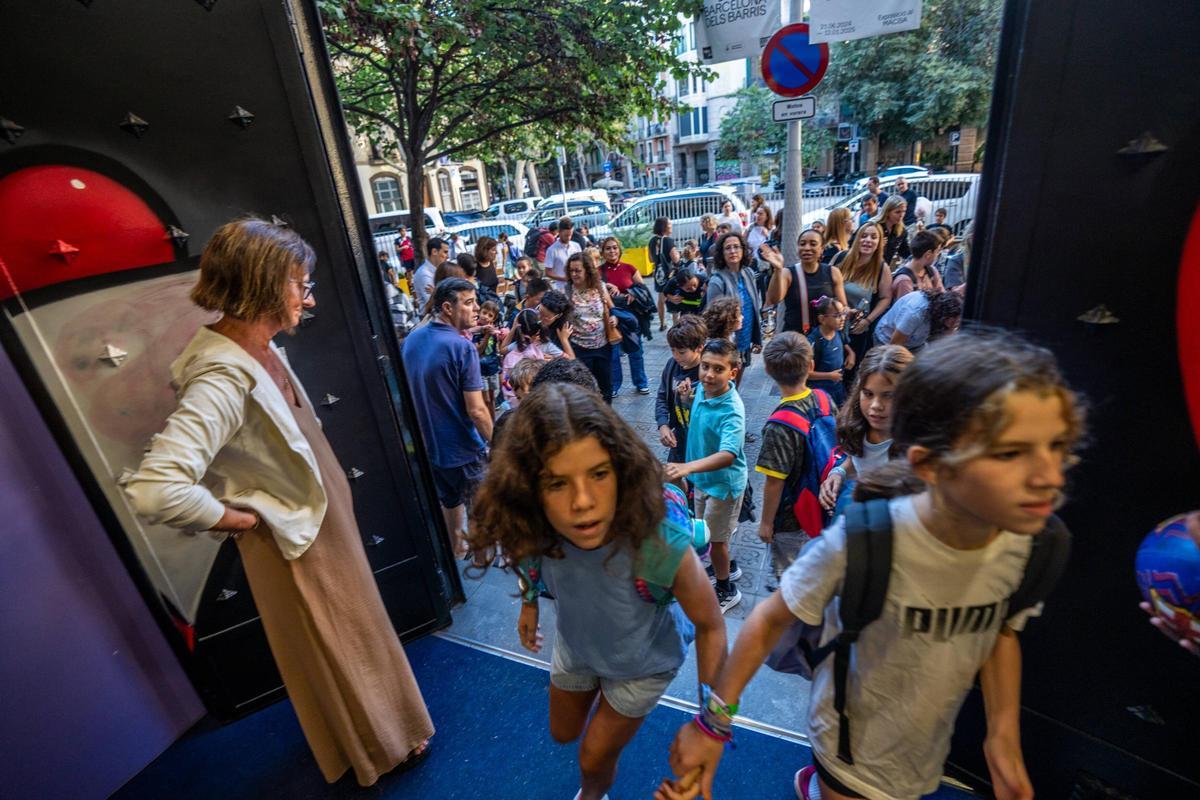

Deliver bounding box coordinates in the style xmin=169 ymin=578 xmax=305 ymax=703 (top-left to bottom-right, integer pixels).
xmin=113 ymin=635 xmax=975 ymax=799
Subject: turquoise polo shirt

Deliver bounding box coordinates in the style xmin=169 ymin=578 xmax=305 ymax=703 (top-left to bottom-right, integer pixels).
xmin=685 ymin=383 xmax=747 ymax=501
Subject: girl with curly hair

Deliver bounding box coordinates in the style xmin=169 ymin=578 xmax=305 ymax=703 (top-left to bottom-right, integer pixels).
xmin=468 ymin=383 xmax=726 ymax=800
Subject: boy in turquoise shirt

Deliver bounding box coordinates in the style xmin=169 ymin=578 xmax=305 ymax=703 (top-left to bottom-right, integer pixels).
xmin=665 ymin=338 xmax=747 ymax=613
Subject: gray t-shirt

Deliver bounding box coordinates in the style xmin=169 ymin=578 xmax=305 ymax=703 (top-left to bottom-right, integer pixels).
xmin=780 ymin=496 xmax=1039 ymax=800
xmin=850 ymin=437 xmax=892 ymax=476
xmin=874 ymin=290 xmax=932 ymax=349
xmin=542 ymin=538 xmax=693 ymax=680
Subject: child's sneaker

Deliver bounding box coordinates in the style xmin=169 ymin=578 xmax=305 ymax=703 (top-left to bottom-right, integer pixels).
xmin=715 ymin=583 xmax=742 ymax=614
xmin=706 ymin=560 xmax=742 ymax=584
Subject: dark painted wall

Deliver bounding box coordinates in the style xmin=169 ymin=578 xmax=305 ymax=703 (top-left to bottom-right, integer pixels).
xmin=0 ymin=345 xmax=205 ymax=799
xmin=951 ymin=0 xmax=1200 ymax=796
xmin=0 ymin=0 xmax=457 ymax=722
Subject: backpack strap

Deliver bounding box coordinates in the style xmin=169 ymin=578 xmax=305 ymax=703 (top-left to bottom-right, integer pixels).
xmin=812 ymin=388 xmax=833 ymax=417
xmin=833 ymin=499 xmax=893 ymax=765
xmin=633 ymin=483 xmax=695 ymax=607
xmin=1006 ymin=515 xmax=1071 ymax=622
xmin=789 ymin=264 xmax=811 ymax=332
xmin=767 ymin=407 xmax=812 ymax=434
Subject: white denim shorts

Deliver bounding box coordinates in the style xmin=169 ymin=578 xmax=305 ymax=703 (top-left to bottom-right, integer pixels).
xmin=549 ymin=643 xmax=677 ymax=718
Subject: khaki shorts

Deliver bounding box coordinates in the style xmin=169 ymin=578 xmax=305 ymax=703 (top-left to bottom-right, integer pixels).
xmin=696 ymin=490 xmax=742 ymax=544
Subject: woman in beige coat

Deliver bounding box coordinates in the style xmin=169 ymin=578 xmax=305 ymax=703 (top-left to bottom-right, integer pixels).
xmin=125 ymin=218 xmax=433 ymax=787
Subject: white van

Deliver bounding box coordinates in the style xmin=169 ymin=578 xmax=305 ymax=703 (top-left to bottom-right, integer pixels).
xmin=537 ymin=189 xmax=611 ymax=210
xmin=593 ymin=188 xmax=747 ymax=243
xmin=802 ymin=174 xmax=981 ymax=234
xmin=484 ymin=198 xmax=542 ymax=221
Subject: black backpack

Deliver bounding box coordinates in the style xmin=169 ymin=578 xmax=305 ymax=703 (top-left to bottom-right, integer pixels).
xmin=524 ymin=227 xmax=544 ymax=261
xmin=765 ymin=499 xmax=1071 ymax=765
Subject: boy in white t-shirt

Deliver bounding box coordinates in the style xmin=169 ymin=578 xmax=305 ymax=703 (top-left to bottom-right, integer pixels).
xmin=658 ymin=331 xmax=1084 ymax=800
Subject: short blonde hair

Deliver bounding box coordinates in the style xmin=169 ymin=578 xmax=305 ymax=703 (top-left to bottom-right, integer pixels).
xmin=191 ymin=217 xmax=315 ymax=326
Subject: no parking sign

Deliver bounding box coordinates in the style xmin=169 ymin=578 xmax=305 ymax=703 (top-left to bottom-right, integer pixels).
xmin=761 ymin=24 xmax=829 ymax=98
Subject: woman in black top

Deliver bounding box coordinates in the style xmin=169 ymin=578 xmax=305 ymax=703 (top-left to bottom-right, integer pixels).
xmin=764 ymin=228 xmax=848 ymax=334
xmin=875 ymin=195 xmax=911 ymax=265
xmin=473 ymin=236 xmax=500 ymax=291
xmin=649 ymin=216 xmax=679 ymax=331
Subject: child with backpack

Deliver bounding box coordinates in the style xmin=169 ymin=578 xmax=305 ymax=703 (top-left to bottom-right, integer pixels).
xmin=805 ymin=297 xmax=856 ymax=406
xmin=664 ymin=339 xmax=747 ymax=614
xmin=468 ymin=383 xmax=727 ymax=800
xmin=818 ymin=345 xmax=914 ymax=519
xmin=656 ymin=315 xmax=708 ymax=478
xmin=658 ymin=330 xmax=1083 ymax=800
xmin=473 ymin=300 xmax=504 ymax=416
xmin=663 ymin=268 xmax=707 ymax=323
xmin=752 ymin=332 xmax=840 ymax=585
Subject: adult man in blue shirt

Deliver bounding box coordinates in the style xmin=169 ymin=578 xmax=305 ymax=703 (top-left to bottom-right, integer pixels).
xmin=402 ymin=278 xmax=493 ymax=556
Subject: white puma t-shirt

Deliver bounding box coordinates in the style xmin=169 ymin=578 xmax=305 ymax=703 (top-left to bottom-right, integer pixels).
xmin=780 ymin=496 xmax=1040 ymax=800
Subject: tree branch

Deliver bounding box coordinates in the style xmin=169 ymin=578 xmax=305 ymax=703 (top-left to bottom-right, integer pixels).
xmin=424 ymin=105 xmax=580 ymax=165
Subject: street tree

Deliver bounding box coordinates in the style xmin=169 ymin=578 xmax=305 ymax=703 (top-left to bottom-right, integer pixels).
xmin=823 ymin=0 xmax=1003 ymax=147
xmin=717 ymin=85 xmax=834 ymax=181
xmin=320 ymin=0 xmax=704 ymax=255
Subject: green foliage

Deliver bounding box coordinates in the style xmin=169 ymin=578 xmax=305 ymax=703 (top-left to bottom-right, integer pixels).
xmin=715 ymin=86 xmax=785 ymax=165
xmin=718 ymin=86 xmax=837 ymax=176
xmin=824 ymin=0 xmax=1003 ymax=143
xmin=614 ymin=221 xmax=654 ymax=250
xmin=319 ymin=0 xmax=707 ymax=244
xmin=801 ymin=123 xmax=834 ymax=167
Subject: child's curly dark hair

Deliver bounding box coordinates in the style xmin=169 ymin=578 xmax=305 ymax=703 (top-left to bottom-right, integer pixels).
xmin=703 ymin=296 xmax=743 ymax=342
xmin=468 ymin=383 xmax=665 ymax=566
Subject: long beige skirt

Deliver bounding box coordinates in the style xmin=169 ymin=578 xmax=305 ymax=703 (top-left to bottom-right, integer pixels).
xmin=236 ymin=394 xmax=434 ymax=786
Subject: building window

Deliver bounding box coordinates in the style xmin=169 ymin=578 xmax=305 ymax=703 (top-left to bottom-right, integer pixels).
xmin=658 ymin=139 xmax=665 ymax=160
xmin=437 ymin=170 xmax=455 ymax=210
xmin=460 ymin=167 xmax=482 ymax=210
xmin=701 ymin=106 xmax=709 ymax=134
xmin=371 ymin=174 xmax=402 ymax=213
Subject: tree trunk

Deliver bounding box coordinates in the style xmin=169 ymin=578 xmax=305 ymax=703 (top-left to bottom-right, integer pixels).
xmin=404 ymin=152 xmax=429 ymax=261
xmin=513 ymin=159 xmax=527 ymax=198
xmin=525 ymin=160 xmax=542 ymax=197
xmin=498 ymin=159 xmax=512 ymax=200
xmin=575 ymin=144 xmax=589 ymax=188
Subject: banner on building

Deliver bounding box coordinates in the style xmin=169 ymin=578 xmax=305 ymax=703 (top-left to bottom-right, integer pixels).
xmin=808 ymin=0 xmax=922 ymax=44
xmin=695 ymin=0 xmax=781 ymax=65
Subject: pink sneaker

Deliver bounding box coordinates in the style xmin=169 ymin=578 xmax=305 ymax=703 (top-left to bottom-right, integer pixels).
xmin=794 ymin=765 xmax=817 ymax=800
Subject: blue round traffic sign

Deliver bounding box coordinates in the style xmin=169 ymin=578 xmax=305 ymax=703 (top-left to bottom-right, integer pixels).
xmin=761 ymin=24 xmax=829 ymax=98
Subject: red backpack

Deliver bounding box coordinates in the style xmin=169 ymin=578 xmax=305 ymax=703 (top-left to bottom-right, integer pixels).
xmin=765 ymin=389 xmax=842 ymax=537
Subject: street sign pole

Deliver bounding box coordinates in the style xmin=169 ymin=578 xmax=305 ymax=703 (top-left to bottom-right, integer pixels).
xmin=781 ymin=0 xmax=806 ymax=267
xmin=555 ymin=146 xmax=568 ymax=215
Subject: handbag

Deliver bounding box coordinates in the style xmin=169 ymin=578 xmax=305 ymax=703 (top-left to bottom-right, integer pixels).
xmin=603 ymin=293 xmax=623 ymax=345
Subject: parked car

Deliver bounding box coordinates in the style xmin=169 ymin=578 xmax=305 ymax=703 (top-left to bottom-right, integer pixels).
xmin=368 ymin=207 xmax=448 ymax=236
xmin=803 ymin=174 xmax=982 ymax=234
xmin=442 ymin=210 xmax=485 ymax=226
xmin=524 ymin=200 xmax=613 ymax=234
xmin=592 ymin=187 xmax=748 ymax=243
xmin=852 ymin=165 xmax=931 ymax=191
xmin=536 ymin=189 xmax=611 ymax=210
xmin=443 ymin=219 xmax=531 ymax=249
xmin=484 ymin=197 xmax=542 ymax=220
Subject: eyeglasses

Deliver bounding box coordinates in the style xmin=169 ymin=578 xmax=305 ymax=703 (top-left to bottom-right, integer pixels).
xmin=291 ymin=278 xmax=316 ymax=299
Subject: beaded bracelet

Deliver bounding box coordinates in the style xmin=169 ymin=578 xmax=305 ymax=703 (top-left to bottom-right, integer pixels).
xmin=699 ymin=704 xmax=733 ymax=737
xmin=692 ymin=714 xmax=733 ymax=744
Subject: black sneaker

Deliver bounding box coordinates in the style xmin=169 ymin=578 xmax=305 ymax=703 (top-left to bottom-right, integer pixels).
xmin=706 ymin=560 xmax=742 ymax=585
xmin=637 ymin=386 xmax=651 ymax=395
xmin=716 ymin=584 xmax=742 ymax=614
